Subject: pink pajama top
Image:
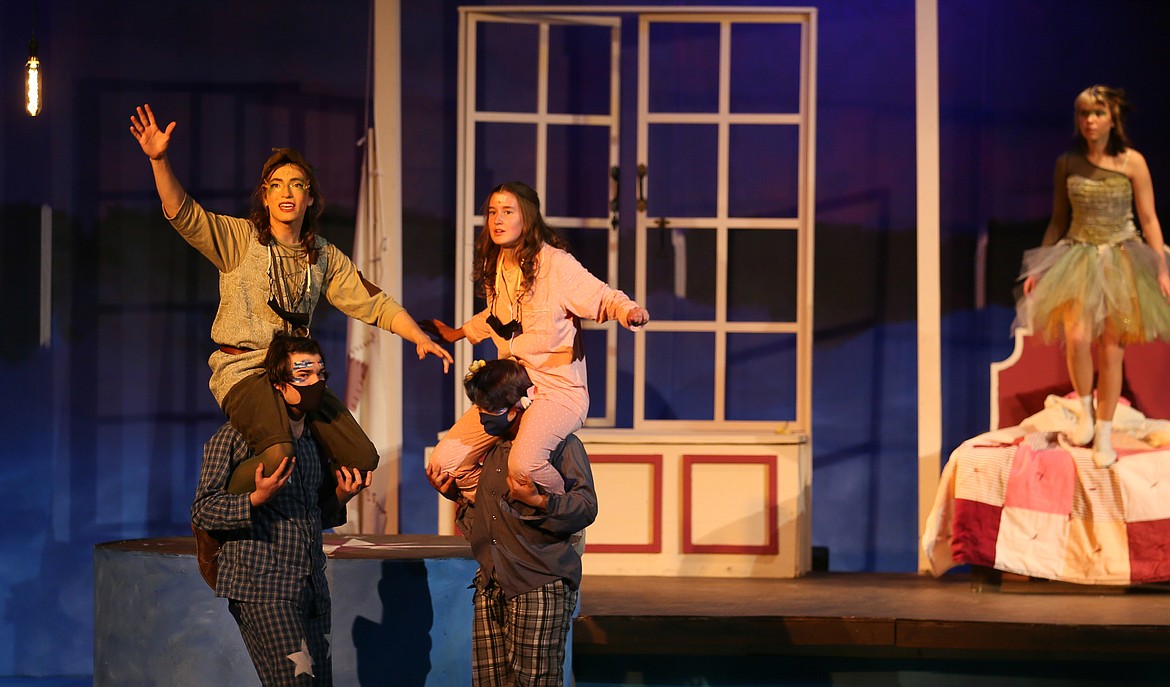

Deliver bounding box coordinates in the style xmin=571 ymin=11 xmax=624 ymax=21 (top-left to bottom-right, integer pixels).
xmin=461 ymin=244 xmax=642 ymax=416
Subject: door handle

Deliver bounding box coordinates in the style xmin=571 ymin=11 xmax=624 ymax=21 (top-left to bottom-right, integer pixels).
xmin=654 ymin=216 xmax=670 ymax=256
xmin=609 ymin=165 xmax=620 ymax=231
xmin=636 ymin=163 xmax=647 ymax=213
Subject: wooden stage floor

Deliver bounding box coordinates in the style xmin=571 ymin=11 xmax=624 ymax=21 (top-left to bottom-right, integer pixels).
xmin=574 ymin=572 xmax=1170 ymax=661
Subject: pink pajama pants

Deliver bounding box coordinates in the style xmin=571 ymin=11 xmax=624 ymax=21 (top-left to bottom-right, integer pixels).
xmin=429 ymin=397 xmax=583 ymax=495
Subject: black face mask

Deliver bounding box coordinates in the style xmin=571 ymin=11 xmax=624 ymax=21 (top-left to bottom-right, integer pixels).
xmin=289 ymin=379 xmax=327 ymax=414
xmin=486 ymin=312 xmax=522 ymax=339
xmin=479 ymin=410 xmax=517 ymax=437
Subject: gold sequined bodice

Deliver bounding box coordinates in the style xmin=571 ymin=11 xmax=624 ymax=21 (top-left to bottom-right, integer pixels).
xmin=1065 ymin=168 xmax=1137 ymax=245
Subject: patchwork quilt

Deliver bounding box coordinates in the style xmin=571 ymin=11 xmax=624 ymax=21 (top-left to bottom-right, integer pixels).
xmin=922 ymin=428 xmax=1170 ymax=585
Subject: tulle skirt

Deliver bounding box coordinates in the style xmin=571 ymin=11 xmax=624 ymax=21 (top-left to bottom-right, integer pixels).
xmin=1014 ymin=238 xmax=1170 ymax=345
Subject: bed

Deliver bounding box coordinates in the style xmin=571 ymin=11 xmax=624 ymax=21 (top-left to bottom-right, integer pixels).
xmin=921 ymin=328 xmax=1170 ymax=587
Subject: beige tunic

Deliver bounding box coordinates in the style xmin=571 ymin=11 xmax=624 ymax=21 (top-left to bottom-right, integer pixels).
xmin=168 ymin=194 xmax=404 ymax=405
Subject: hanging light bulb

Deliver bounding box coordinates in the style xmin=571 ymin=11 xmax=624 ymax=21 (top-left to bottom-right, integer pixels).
xmin=26 ymin=36 xmax=42 ymax=117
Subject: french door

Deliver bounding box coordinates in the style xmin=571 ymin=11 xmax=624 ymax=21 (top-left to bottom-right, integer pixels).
xmin=456 ymin=6 xmax=816 ymax=432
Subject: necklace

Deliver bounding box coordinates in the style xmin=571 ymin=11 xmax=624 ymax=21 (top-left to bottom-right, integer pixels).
xmin=494 ymin=255 xmax=524 ymax=323
xmin=268 ymin=242 xmax=311 ymax=315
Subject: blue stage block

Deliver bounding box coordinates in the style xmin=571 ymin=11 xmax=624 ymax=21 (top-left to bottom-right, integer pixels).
xmin=94 ymin=535 xmax=478 ymax=686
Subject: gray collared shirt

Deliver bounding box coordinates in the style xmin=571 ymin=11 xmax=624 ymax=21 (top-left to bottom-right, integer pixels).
xmin=457 ymin=434 xmax=598 ymax=599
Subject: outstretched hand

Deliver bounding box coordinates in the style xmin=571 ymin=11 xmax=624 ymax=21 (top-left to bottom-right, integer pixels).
xmin=415 ymin=338 xmax=453 ymax=373
xmin=626 ymin=307 xmax=650 ymax=329
xmin=129 ymin=104 xmax=176 ymax=161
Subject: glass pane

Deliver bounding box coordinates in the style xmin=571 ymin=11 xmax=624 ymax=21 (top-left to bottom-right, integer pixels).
xmin=548 ymin=24 xmax=612 ymax=116
xmin=644 ymin=332 xmax=714 ymax=420
xmin=475 ymin=122 xmax=536 ymax=201
xmin=559 ymin=227 xmax=610 ymax=283
xmin=472 ymin=339 xmax=499 ymax=363
xmin=647 ymin=124 xmax=717 ymax=217
xmin=728 ymin=228 xmax=797 ymax=323
xmin=648 ymin=22 xmax=719 ymax=113
xmin=730 ymin=23 xmax=802 ymax=114
xmin=728 ymin=125 xmax=799 ymax=218
xmin=546 ymin=125 xmax=610 ymax=219
xmin=726 ymin=333 xmax=797 ymax=421
xmin=582 ymin=328 xmax=609 ymax=419
xmin=476 ymin=21 xmax=538 ymax=113
xmin=645 ymin=227 xmax=715 ymax=321
xmin=468 ymin=296 xmax=491 ymax=353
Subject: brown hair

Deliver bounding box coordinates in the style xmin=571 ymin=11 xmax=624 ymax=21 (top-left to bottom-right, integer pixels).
xmin=264 ymin=332 xmax=325 ymax=386
xmin=1074 ymin=85 xmax=1131 ymax=156
xmin=470 ymin=181 xmax=567 ymax=299
xmin=248 ymin=148 xmax=325 ymax=263
xmin=463 ymin=359 xmax=532 ymax=412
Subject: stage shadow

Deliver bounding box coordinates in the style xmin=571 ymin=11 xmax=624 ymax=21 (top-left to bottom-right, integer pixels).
xmin=352 ymin=560 xmax=435 ymax=686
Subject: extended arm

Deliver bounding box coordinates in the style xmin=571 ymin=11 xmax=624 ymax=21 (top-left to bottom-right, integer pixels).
xmin=419 ymin=319 xmax=467 ymax=344
xmin=322 ymin=248 xmax=453 ymax=372
xmin=129 ymin=104 xmax=186 ymax=218
xmin=555 ymin=251 xmax=649 ymax=329
xmin=389 ymin=310 xmax=454 ymax=372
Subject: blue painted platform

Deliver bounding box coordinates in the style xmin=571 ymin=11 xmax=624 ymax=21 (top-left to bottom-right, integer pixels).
xmin=93 ymin=535 xmax=479 ymax=686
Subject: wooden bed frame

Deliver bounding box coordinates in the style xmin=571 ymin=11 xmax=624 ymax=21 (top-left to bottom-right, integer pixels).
xmin=972 ymin=329 xmax=1170 ymax=591
xmin=991 ymin=328 xmax=1170 ymax=431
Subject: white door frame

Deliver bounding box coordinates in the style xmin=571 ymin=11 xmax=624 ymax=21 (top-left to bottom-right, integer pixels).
xmin=456 ymin=8 xmax=623 ymax=424
xmin=632 ymin=9 xmax=817 ymax=433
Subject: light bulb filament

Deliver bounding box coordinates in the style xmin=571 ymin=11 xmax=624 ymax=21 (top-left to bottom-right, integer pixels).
xmin=26 ymin=56 xmax=42 ymax=116
xmin=26 ymin=37 xmax=41 ymax=117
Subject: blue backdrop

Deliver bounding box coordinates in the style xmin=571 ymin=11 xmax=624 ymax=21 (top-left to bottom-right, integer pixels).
xmin=2 ymin=0 xmax=1169 ymax=677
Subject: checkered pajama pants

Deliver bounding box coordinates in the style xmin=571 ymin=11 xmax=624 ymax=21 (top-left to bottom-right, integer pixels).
xmin=229 ymin=593 xmax=332 ymax=686
xmin=472 ymin=578 xmax=578 ymax=686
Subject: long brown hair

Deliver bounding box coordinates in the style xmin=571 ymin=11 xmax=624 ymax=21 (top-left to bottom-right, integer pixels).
xmin=470 ymin=181 xmax=567 ymax=299
xmin=1074 ymin=85 xmax=1131 ymax=157
xmin=248 ymin=148 xmax=325 ymax=263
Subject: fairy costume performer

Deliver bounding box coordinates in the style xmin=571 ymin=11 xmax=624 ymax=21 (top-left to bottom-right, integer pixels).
xmin=1018 ymin=85 xmax=1170 ymax=468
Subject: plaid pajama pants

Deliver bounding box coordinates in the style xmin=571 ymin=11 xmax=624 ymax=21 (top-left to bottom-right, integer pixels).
xmin=472 ymin=577 xmax=578 ymax=686
xmin=229 ymin=592 xmax=332 ymax=686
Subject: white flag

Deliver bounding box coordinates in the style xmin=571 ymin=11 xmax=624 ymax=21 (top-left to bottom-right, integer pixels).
xmin=341 ymin=128 xmax=401 ymax=534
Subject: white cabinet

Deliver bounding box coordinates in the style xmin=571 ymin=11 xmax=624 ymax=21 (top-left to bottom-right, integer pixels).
xmin=435 ymin=429 xmax=811 ymax=579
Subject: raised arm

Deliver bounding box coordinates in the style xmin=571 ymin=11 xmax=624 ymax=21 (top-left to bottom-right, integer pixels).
xmin=129 ymin=103 xmax=185 ymax=217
